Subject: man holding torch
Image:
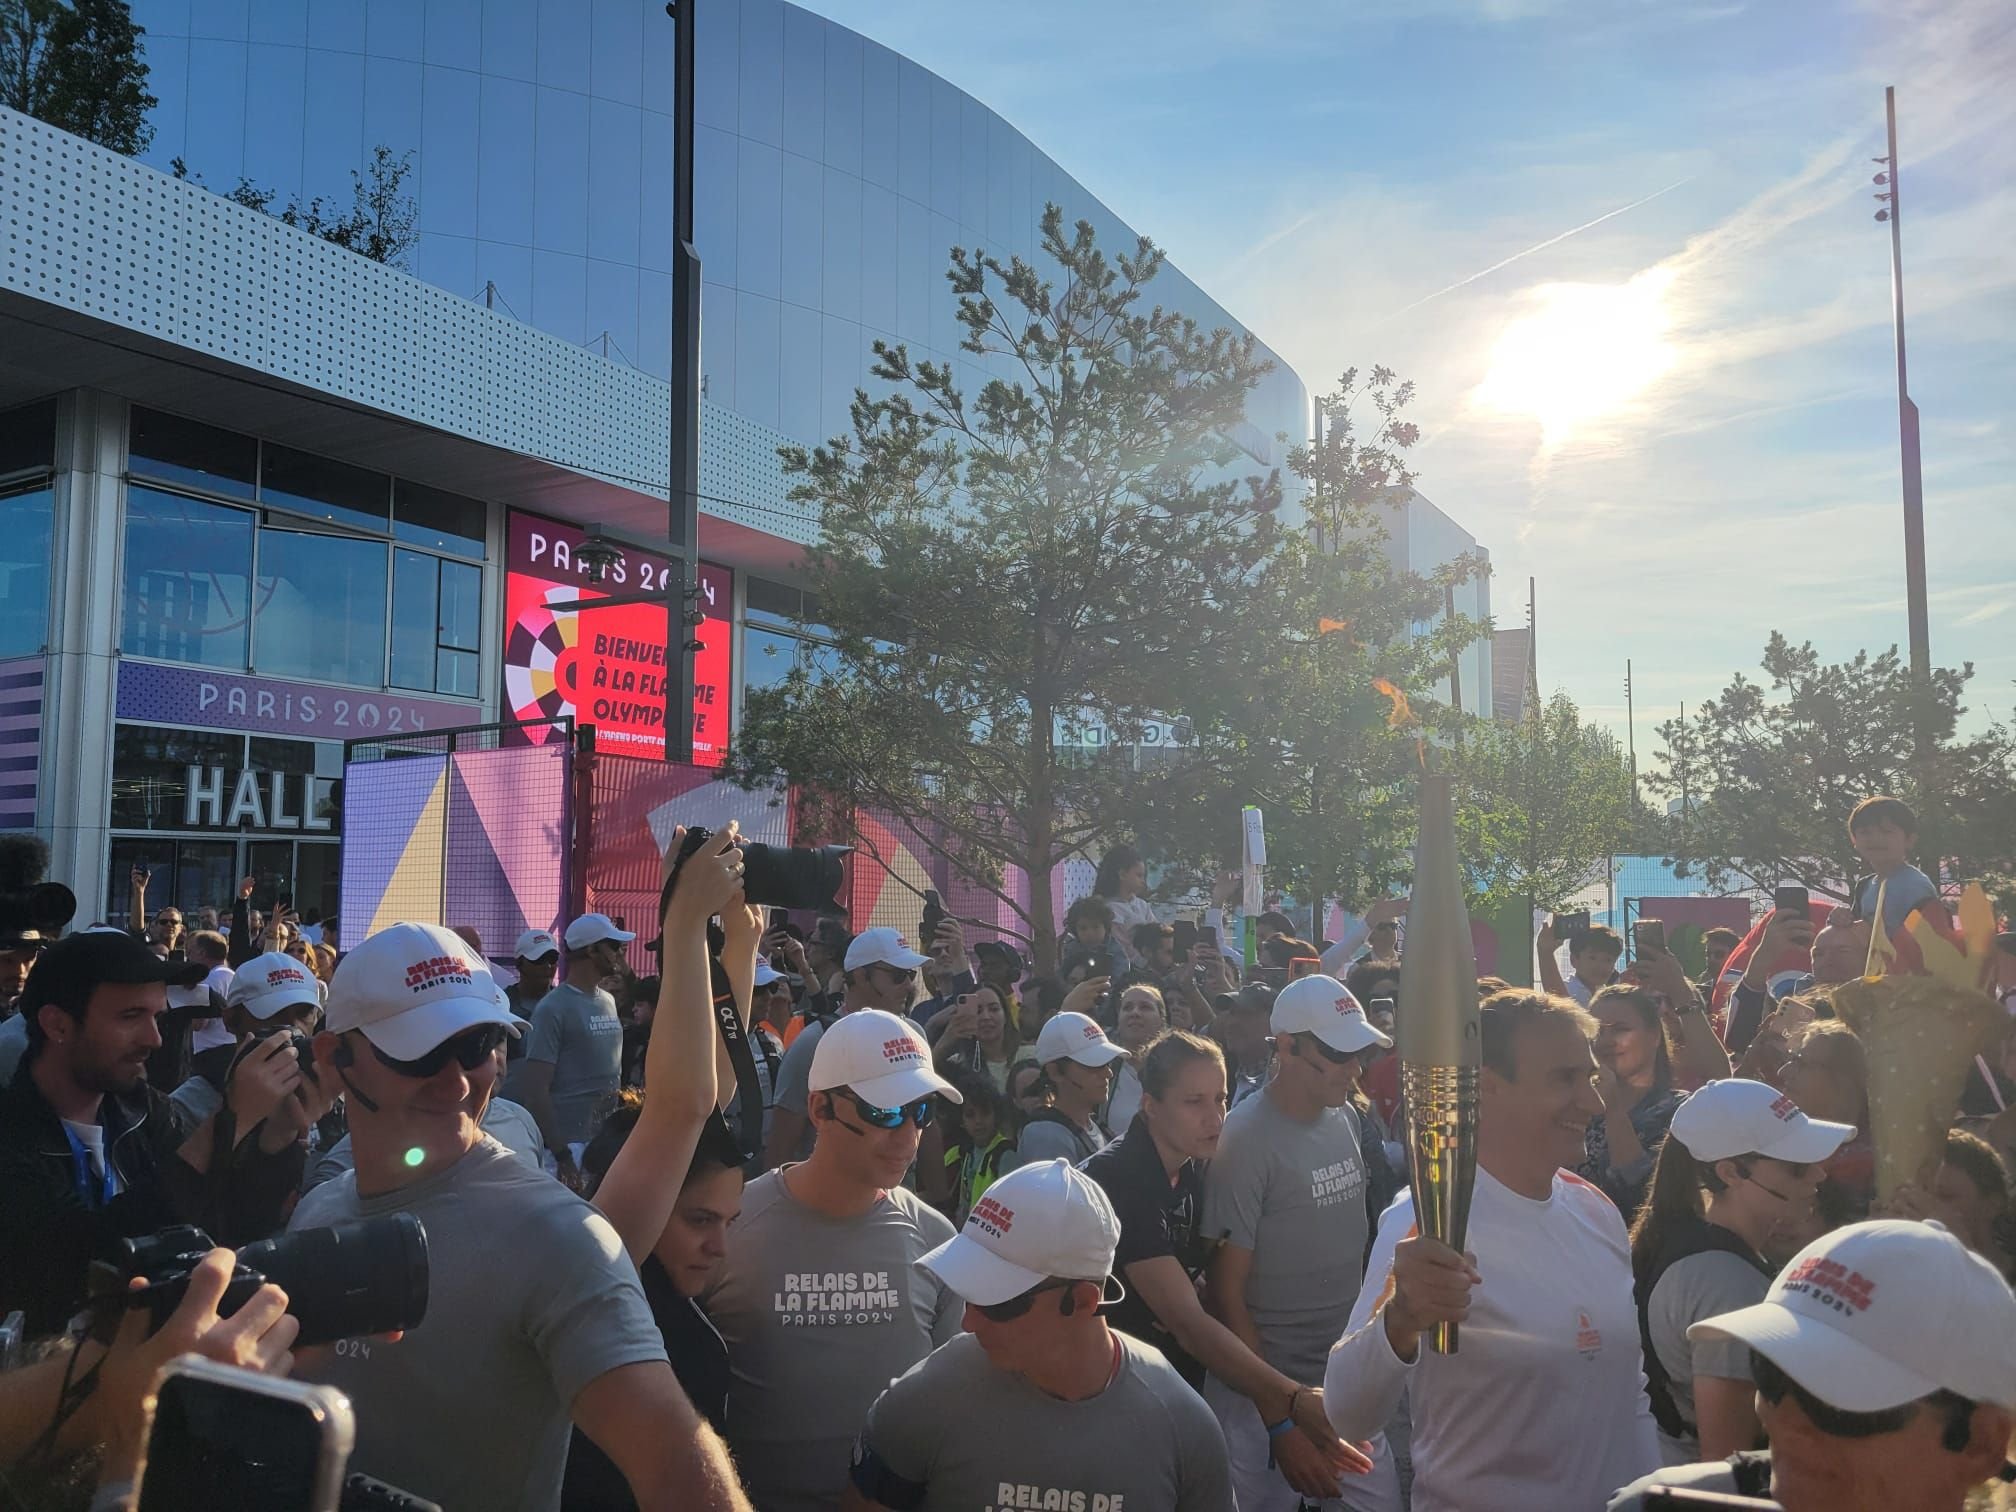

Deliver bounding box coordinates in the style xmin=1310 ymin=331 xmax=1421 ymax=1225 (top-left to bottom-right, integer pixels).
xmin=1323 ymin=988 xmax=1661 ymax=1510
xmin=1320 ymin=771 xmax=1658 ymax=1510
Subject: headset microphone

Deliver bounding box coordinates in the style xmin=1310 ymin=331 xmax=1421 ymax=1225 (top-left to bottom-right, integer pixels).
xmin=332 ymin=1037 xmax=381 ymax=1114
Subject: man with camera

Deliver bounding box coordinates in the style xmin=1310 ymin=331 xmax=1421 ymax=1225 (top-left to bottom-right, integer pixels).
xmin=517 ymin=912 xmax=633 ymax=1183
xmin=0 ymin=931 xmax=312 ymax=1337
xmin=844 ymin=1158 xmax=1235 ymax=1512
xmin=290 ymin=921 xmax=748 ymax=1511
xmin=705 ymin=1008 xmax=963 ymax=1511
xmin=763 ymin=926 xmax=934 ymax=1170
xmin=164 ymin=950 xmax=328 ymax=1128
xmin=1538 ymin=917 xmax=1624 ymax=1006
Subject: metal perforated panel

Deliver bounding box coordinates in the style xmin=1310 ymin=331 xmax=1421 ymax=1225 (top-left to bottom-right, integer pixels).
xmin=0 ymin=106 xmax=818 ymax=549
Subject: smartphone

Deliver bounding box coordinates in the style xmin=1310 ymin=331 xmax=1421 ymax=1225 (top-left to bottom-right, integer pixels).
xmin=1369 ymin=995 xmax=1397 ymax=1023
xmin=1773 ymin=884 xmax=1810 ymax=917
xmin=1552 ymin=910 xmax=1591 ymax=937
xmin=1633 ymin=919 xmax=1667 ymax=955
xmin=919 ymin=890 xmax=947 ymax=950
xmin=1171 ymin=918 xmax=1198 ymax=958
xmin=1201 ymin=924 xmax=1221 ymax=953
xmin=770 ymin=908 xmax=789 ymax=932
xmin=137 ymin=1355 xmax=354 ymax=1512
xmin=135 ymin=862 xmax=153 ymax=885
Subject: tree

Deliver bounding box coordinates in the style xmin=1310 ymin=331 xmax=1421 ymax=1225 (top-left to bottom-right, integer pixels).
xmin=170 ymin=145 xmax=419 ymax=268
xmin=1645 ymin=634 xmax=2016 ymax=900
xmin=1448 ymin=690 xmax=1641 ymax=915
xmin=1158 ymin=369 xmax=1493 ymax=910
xmin=729 ymin=205 xmax=1298 ymax=971
xmin=1 ymin=0 xmax=155 ymax=154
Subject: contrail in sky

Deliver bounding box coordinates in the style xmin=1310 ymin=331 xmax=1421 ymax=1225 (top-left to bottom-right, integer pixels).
xmin=1371 ymin=176 xmax=1695 ymax=328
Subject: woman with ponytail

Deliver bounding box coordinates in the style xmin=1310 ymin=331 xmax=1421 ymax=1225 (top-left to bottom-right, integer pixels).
xmin=1628 ymin=1079 xmax=1853 ymax=1466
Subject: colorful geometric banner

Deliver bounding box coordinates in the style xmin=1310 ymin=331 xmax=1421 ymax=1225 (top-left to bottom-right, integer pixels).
xmin=0 ymin=656 xmax=43 ymax=829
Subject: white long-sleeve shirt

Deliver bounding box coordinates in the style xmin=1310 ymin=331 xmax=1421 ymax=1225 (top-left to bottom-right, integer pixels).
xmin=1325 ymin=1167 xmax=1660 ymax=1512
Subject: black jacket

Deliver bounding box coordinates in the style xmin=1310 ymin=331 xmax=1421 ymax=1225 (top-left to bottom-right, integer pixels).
xmin=0 ymin=1051 xmax=304 ymax=1336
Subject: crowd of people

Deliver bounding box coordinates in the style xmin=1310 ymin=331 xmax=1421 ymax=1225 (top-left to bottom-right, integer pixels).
xmin=0 ymin=792 xmax=2013 ymax=1511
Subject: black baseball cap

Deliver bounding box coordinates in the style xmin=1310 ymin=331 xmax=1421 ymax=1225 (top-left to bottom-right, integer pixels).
xmin=21 ymin=929 xmax=175 ymax=1011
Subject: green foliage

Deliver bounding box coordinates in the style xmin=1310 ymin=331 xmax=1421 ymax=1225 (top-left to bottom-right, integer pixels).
xmin=170 ymin=145 xmax=419 ymax=268
xmin=1447 ymin=691 xmax=1640 ymax=915
xmin=1 ymin=0 xmax=155 ymax=154
xmin=1161 ymin=368 xmax=1492 ymax=909
xmin=732 ymin=205 xmax=1310 ymax=968
xmin=729 ymin=204 xmax=1499 ymax=966
xmin=1645 ymin=633 xmax=2016 ymax=899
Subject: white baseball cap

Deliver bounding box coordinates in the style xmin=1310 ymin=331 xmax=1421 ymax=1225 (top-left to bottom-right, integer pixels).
xmin=1691 ymin=1219 xmax=2016 ymax=1412
xmin=563 ymin=913 xmax=636 ymax=950
xmin=225 ymin=952 xmax=322 ymax=1021
xmin=514 ymin=929 xmax=559 ymax=961
xmin=843 ymin=926 xmax=931 ymax=972
xmin=1271 ymin=974 xmax=1393 ymax=1054
xmin=327 ymin=922 xmax=520 ymax=1061
xmin=919 ymin=1159 xmax=1123 ymax=1305
xmin=754 ymin=960 xmax=786 ymax=987
xmin=1668 ymin=1078 xmax=1856 ymax=1165
xmin=808 ymin=1008 xmax=962 ymax=1107
xmin=1033 ymin=1010 xmax=1127 ymax=1068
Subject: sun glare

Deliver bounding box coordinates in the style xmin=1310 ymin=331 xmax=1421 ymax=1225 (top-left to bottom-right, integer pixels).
xmin=1475 ymin=271 xmax=1676 ymax=445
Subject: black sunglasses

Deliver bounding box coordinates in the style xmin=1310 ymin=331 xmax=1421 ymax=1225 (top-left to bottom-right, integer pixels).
xmin=370 ymin=1024 xmax=511 ymax=1080
xmin=1301 ymin=1033 xmax=1371 ymax=1066
xmin=834 ymin=1088 xmax=935 ymax=1130
xmin=973 ymin=1279 xmax=1075 ymax=1323
xmin=1751 ymin=1350 xmax=1917 ymax=1439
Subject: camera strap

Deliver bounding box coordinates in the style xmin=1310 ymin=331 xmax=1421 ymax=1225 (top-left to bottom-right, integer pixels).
xmin=60 ymin=1124 xmax=118 ymax=1209
xmin=660 ymin=866 xmax=766 ymax=1162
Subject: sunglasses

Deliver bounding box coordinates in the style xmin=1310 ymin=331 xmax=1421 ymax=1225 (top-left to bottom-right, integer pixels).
xmin=1751 ymin=1350 xmax=1917 ymax=1438
xmin=369 ymin=1024 xmax=511 ymax=1079
xmin=874 ymin=966 xmax=917 ymax=986
xmin=973 ymin=1279 xmax=1075 ymax=1323
xmin=1302 ymin=1034 xmax=1371 ymax=1066
xmin=834 ymin=1088 xmax=935 ymax=1130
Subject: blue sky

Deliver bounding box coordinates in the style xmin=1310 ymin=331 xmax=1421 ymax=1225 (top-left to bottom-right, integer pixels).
xmin=800 ymin=0 xmax=2016 ymax=762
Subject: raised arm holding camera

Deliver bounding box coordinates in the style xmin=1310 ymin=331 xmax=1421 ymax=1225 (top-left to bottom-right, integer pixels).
xmin=287 ymin=921 xmax=749 ymax=1512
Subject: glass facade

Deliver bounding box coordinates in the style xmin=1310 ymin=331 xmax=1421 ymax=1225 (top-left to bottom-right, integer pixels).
xmin=121 ymin=409 xmax=491 ymax=698
xmin=129 ymin=0 xmax=1310 ymax=466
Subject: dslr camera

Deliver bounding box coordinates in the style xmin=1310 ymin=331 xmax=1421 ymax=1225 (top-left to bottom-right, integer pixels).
xmin=665 ymin=825 xmax=851 ymax=913
xmin=92 ymin=1215 xmax=430 ymax=1349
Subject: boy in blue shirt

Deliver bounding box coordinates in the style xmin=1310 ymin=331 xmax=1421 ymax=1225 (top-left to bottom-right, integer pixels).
xmin=1848 ymin=795 xmax=1941 ymax=935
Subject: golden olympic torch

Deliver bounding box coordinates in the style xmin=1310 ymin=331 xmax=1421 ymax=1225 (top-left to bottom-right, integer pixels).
xmin=1400 ymin=771 xmax=1482 ymax=1353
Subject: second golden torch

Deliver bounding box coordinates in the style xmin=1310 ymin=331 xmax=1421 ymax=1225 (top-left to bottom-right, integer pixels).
xmin=1399 ymin=772 xmax=1482 ymax=1353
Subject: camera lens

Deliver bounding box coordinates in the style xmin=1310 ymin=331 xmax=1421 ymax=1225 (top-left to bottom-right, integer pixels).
xmin=235 ymin=1213 xmax=429 ymax=1347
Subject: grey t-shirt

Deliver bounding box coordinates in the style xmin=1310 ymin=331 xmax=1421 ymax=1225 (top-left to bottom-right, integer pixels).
xmin=289 ymin=1138 xmax=667 ymax=1512
xmin=524 ymin=981 xmax=623 ymax=1145
xmin=855 ymin=1331 xmax=1234 ymax=1512
xmin=1646 ymin=1250 xmax=1769 ymax=1464
xmin=302 ymin=1097 xmax=547 ymax=1193
xmin=1014 ymin=1111 xmax=1106 ymax=1168
xmin=1200 ymin=1088 xmax=1370 ymax=1385
xmin=701 ymin=1169 xmax=960 ymax=1512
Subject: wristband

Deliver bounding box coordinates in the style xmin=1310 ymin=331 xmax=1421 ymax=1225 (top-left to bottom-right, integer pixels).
xmin=1265 ymin=1416 xmax=1295 ymax=1438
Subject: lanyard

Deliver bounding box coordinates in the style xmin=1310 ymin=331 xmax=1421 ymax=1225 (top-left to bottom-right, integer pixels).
xmin=61 ymin=1124 xmax=118 ymax=1209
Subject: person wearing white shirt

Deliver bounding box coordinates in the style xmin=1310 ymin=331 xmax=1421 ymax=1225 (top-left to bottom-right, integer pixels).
xmin=1324 ymin=989 xmax=1659 ymax=1512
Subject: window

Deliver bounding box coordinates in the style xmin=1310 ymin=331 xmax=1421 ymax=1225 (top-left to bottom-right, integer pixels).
xmin=254 ymin=530 xmax=390 ymax=687
xmin=261 ymin=443 xmax=391 ymax=534
xmin=394 ymin=481 xmax=486 ymax=560
xmin=121 ymin=486 xmax=256 ymax=668
xmin=745 ymin=574 xmax=819 ymax=627
xmin=107 ymin=837 xmax=239 ymax=921
xmin=391 ymin=551 xmax=482 ymax=696
xmin=0 ymin=485 xmax=54 ymax=656
xmin=109 ymin=726 xmax=244 ymax=829
xmin=0 ymin=398 xmax=57 ymax=477
xmin=129 ymin=407 xmax=257 ymax=499
xmin=743 ymin=625 xmax=841 ymax=692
